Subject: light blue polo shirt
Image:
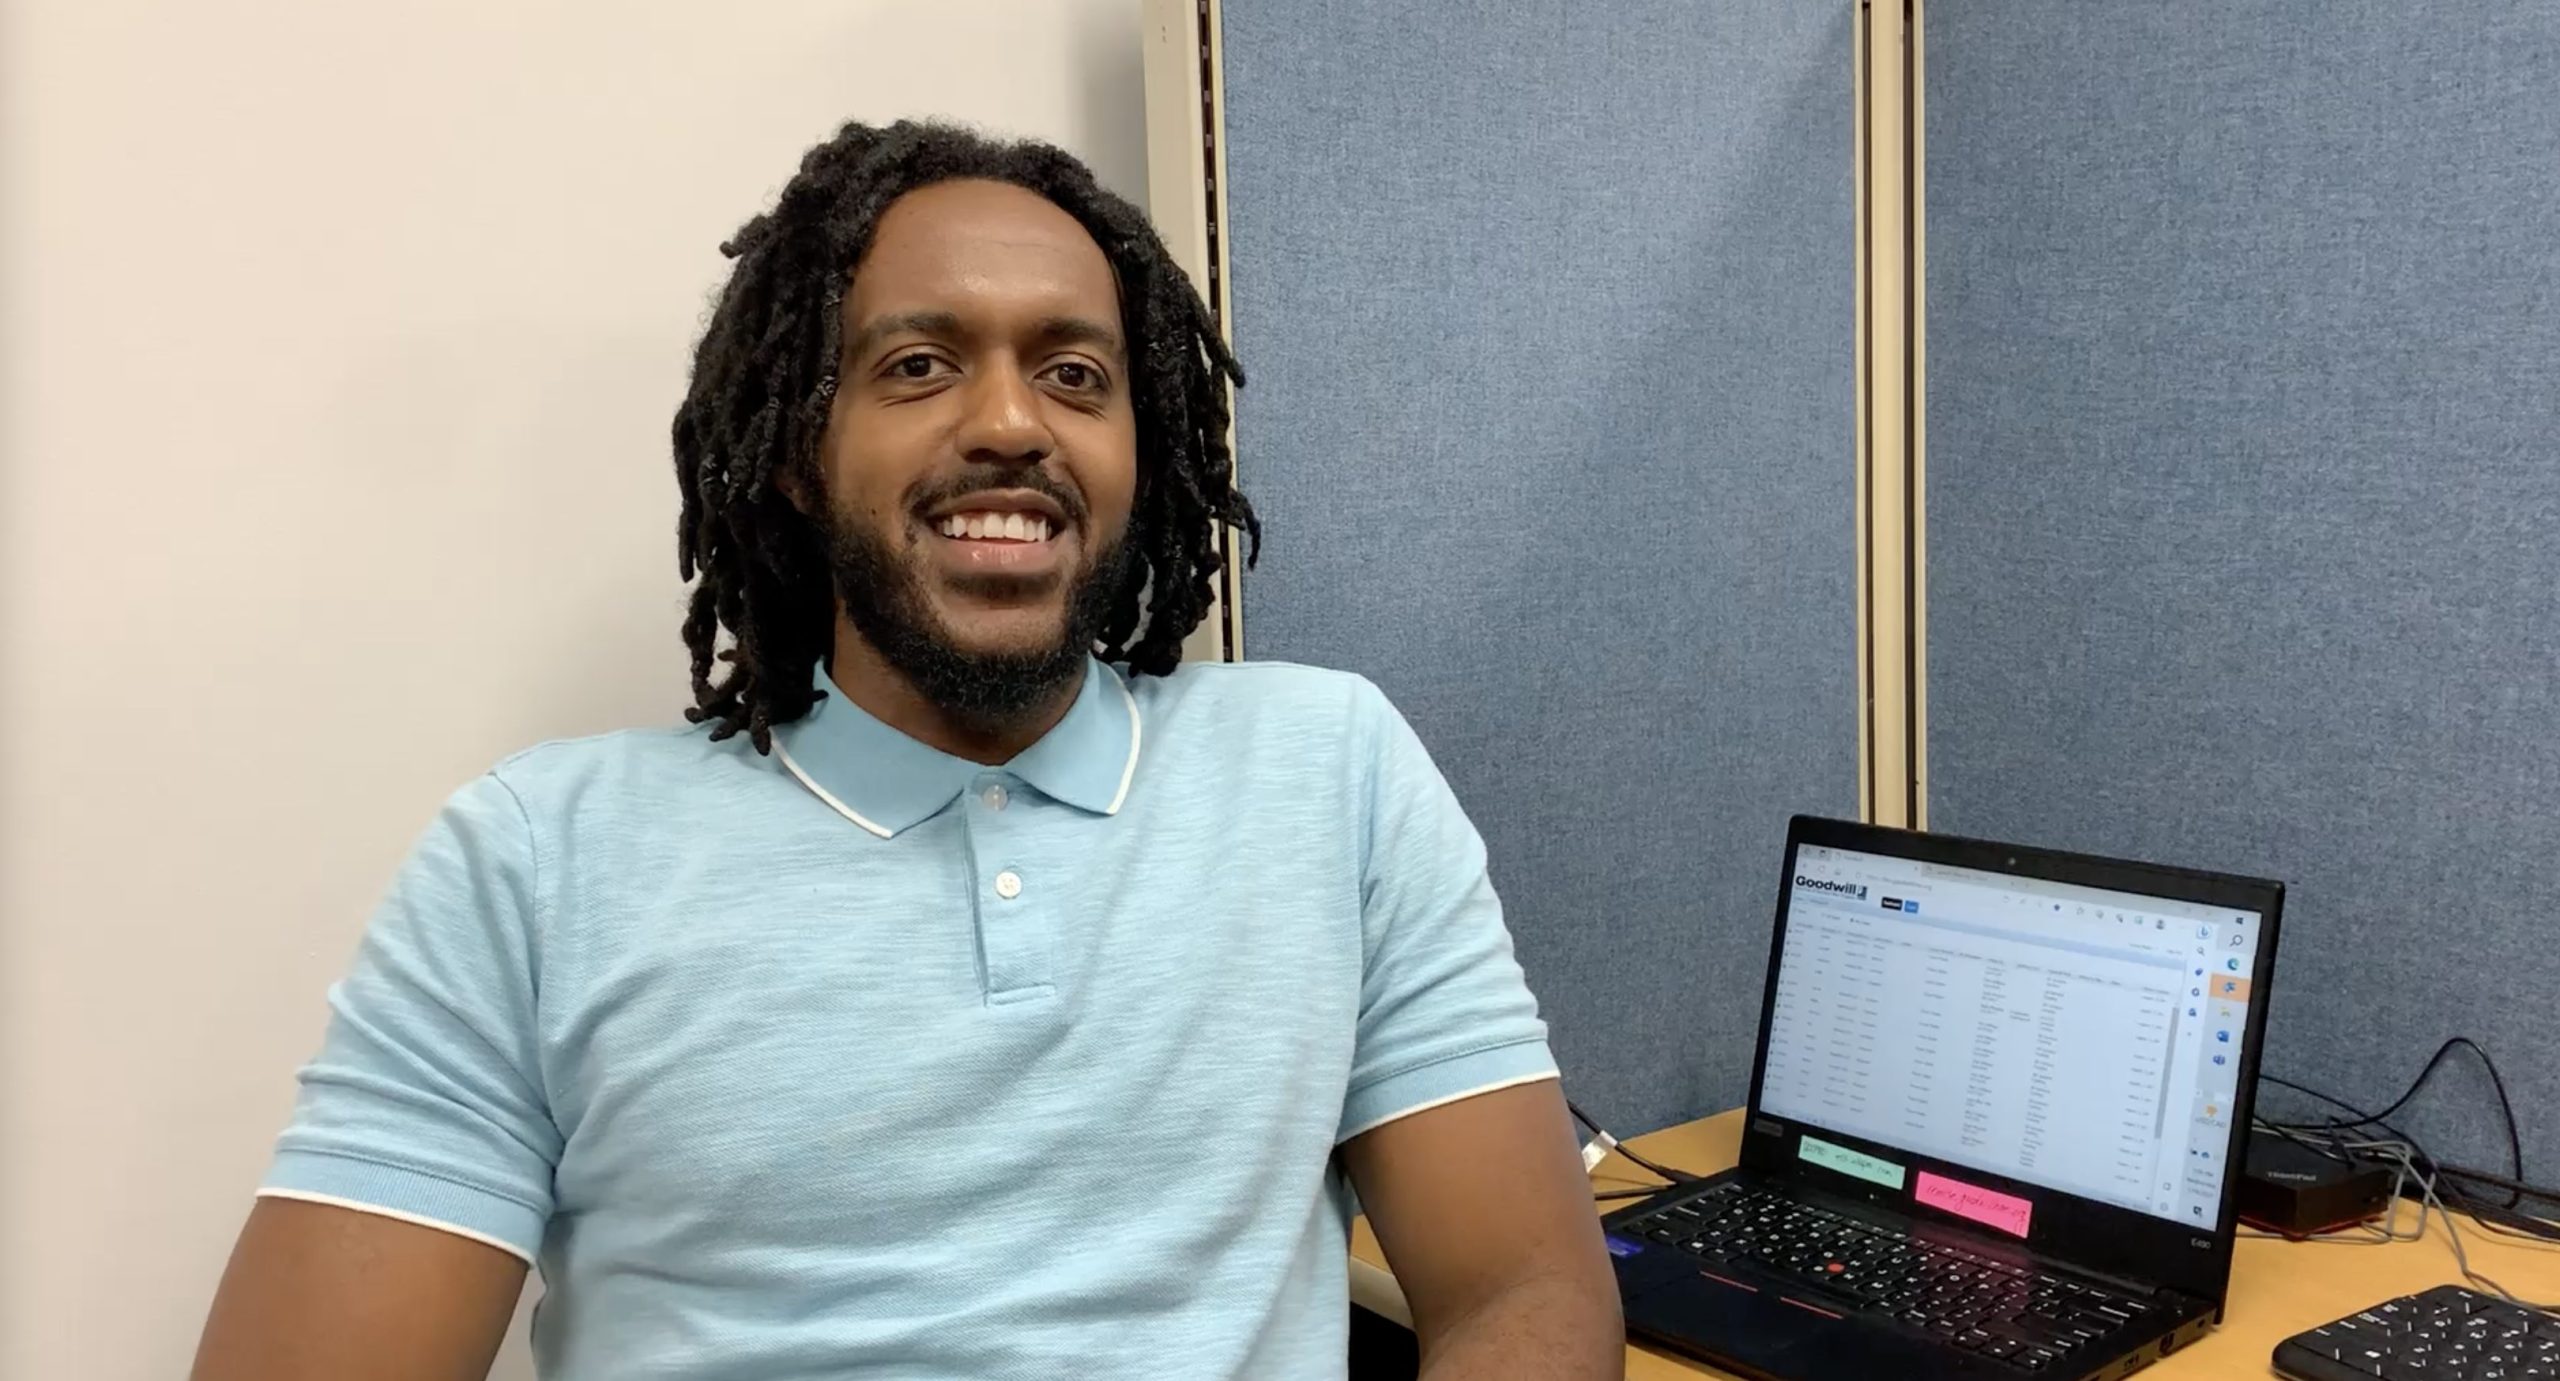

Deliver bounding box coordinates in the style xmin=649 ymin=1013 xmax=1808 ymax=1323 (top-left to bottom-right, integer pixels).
xmin=262 ymin=659 xmax=1556 ymax=1380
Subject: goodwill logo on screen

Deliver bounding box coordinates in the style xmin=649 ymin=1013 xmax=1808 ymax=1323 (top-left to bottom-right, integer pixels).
xmin=1793 ymin=875 xmax=1869 ymax=900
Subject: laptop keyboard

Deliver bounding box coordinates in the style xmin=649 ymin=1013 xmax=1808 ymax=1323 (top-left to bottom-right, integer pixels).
xmin=1621 ymin=1181 xmax=2160 ymax=1372
xmin=2274 ymin=1284 xmax=2560 ymax=1380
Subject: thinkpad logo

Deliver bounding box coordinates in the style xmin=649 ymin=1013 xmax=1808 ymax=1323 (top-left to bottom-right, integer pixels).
xmin=1794 ymin=875 xmax=1870 ymax=900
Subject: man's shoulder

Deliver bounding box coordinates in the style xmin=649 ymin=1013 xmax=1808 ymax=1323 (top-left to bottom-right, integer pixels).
xmin=1130 ymin=661 xmax=1425 ymax=791
xmin=482 ymin=721 xmax=771 ymax=811
xmin=1133 ymin=658 xmax=1389 ymax=723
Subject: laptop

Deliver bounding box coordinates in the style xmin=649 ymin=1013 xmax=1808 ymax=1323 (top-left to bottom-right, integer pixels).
xmin=1606 ymin=815 xmax=2284 ymax=1379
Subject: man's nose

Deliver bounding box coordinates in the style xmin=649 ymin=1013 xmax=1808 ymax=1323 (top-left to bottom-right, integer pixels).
xmin=955 ymin=366 xmax=1054 ymax=467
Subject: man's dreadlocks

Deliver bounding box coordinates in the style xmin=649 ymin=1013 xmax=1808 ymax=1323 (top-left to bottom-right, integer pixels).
xmin=672 ymin=119 xmax=1258 ymax=753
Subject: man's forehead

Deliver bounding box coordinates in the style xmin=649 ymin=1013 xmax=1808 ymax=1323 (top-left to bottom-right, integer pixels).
xmin=847 ymin=180 xmax=1119 ymax=319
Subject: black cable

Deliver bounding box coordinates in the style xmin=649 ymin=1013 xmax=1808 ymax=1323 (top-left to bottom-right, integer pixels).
xmin=2449 ymin=1041 xmax=2528 ymax=1212
xmin=1566 ymin=1099 xmax=1700 ymax=1186
xmin=2432 ymin=1175 xmax=2560 ymax=1251
xmin=2262 ymin=1040 xmax=2527 ymax=1210
xmin=2258 ymin=1071 xmax=2560 ymax=1248
xmin=2429 ymin=1161 xmax=2560 ymax=1209
xmin=1570 ymin=1103 xmax=1699 ymax=1185
xmin=2463 ymin=1201 xmax=2560 ymax=1245
xmin=2259 ymin=1074 xmax=2427 ymax=1158
xmin=2256 ymin=1100 xmax=2560 ymax=1311
xmin=2264 ymin=1080 xmax=2531 ymax=1196
xmin=2265 ymin=1039 xmax=2467 ymax=1130
xmin=2256 ymin=1075 xmax=2460 ymax=1235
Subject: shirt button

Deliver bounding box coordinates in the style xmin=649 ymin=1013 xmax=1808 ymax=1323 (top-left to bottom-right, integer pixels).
xmin=994 ymin=870 xmax=1023 ymax=900
xmin=982 ymin=784 xmax=1008 ymax=811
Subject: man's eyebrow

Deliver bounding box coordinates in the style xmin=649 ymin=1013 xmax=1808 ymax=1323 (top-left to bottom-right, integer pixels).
xmin=840 ymin=310 xmax=1125 ymax=364
xmin=843 ymin=310 xmax=964 ymax=363
xmin=1027 ymin=315 xmax=1127 ymax=362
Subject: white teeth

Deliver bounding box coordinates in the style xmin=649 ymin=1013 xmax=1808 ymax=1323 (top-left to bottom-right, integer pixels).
xmin=937 ymin=511 xmax=1056 ymax=541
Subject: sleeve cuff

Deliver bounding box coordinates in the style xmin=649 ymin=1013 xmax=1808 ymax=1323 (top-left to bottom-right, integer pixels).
xmin=1337 ymin=1038 xmax=1560 ymax=1143
xmin=260 ymin=1149 xmax=547 ymax=1265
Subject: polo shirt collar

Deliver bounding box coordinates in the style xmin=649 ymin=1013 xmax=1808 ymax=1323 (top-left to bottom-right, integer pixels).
xmin=772 ymin=658 xmax=1141 ymax=838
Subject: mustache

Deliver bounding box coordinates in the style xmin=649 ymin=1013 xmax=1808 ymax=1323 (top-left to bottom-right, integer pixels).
xmin=908 ymin=467 xmax=1089 ymax=528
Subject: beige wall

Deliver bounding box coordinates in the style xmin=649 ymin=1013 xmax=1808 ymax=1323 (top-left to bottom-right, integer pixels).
xmin=0 ymin=3 xmax=1146 ymax=1376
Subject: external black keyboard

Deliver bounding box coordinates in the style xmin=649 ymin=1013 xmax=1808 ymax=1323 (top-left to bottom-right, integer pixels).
xmin=1619 ymin=1181 xmax=2158 ymax=1373
xmin=2273 ymin=1284 xmax=2560 ymax=1380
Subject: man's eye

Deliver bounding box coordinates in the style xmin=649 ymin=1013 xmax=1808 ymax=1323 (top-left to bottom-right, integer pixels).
xmin=1046 ymin=362 xmax=1101 ymax=391
xmin=888 ymin=354 xmax=945 ymax=379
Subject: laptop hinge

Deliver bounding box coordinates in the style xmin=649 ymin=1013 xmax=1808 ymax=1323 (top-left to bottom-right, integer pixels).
xmin=2050 ymin=1257 xmax=2170 ymax=1301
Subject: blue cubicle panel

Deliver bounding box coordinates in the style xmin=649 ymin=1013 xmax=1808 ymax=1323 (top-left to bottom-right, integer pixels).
xmin=1220 ymin=2 xmax=1858 ymax=1134
xmin=1926 ymin=4 xmax=2560 ymax=1170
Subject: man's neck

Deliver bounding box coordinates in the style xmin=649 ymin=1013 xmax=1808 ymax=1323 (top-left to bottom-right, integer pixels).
xmin=824 ymin=628 xmax=1084 ymax=766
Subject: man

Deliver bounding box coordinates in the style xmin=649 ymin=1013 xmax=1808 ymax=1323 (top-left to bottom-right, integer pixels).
xmin=193 ymin=121 xmax=1621 ymax=1380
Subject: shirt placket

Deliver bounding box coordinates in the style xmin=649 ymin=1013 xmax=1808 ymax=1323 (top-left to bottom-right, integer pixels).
xmin=966 ymin=772 xmax=1054 ymax=1004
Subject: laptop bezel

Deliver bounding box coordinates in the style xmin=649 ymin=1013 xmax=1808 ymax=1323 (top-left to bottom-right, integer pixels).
xmin=1737 ymin=815 xmax=2284 ymax=1308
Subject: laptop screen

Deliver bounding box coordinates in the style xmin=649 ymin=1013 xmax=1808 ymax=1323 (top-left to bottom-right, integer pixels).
xmin=1756 ymin=843 xmax=2266 ymax=1230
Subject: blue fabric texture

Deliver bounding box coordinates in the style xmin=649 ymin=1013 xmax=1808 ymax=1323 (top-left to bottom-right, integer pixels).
xmin=1219 ymin=0 xmax=1860 ymax=1135
xmin=265 ymin=660 xmax=1554 ymax=1380
xmin=1926 ymin=3 xmax=2560 ymax=1169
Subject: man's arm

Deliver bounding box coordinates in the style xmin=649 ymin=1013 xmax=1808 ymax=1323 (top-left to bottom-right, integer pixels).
xmin=200 ymin=771 xmax=558 ymax=1379
xmin=192 ymin=1198 xmax=527 ymax=1381
xmin=1342 ymin=1079 xmax=1624 ymax=1380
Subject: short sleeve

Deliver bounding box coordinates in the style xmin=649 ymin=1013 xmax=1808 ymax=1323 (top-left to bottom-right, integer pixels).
xmin=1337 ymin=680 xmax=1558 ymax=1143
xmin=259 ymin=772 xmax=560 ymax=1263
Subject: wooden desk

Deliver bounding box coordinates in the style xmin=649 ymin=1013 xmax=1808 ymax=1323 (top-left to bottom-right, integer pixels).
xmin=1350 ymin=1109 xmax=2560 ymax=1378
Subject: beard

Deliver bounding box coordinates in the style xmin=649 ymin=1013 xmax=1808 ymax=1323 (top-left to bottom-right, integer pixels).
xmin=814 ymin=484 xmax=1132 ymax=728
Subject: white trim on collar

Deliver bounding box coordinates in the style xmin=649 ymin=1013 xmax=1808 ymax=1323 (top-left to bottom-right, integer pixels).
xmin=773 ymin=739 xmax=894 ymax=839
xmin=1105 ymin=668 xmax=1142 ymax=816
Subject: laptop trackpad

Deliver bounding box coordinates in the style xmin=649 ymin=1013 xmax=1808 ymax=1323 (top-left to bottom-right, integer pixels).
xmin=1624 ymin=1269 xmax=1826 ymax=1374
xmin=1628 ymin=1269 xmax=2009 ymax=1380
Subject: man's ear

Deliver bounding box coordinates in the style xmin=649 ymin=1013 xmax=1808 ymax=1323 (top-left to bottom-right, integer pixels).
xmin=775 ymin=464 xmax=813 ymax=516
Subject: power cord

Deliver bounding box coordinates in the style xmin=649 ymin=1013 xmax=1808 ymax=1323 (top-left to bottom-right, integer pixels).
xmin=1567 ymin=1099 xmax=1700 ymax=1201
xmin=2242 ymin=1122 xmax=2433 ymax=1248
xmin=2260 ymin=1072 xmax=2560 ymax=1238
xmin=2256 ymin=1056 xmax=2560 ymax=1313
xmin=2251 ymin=1117 xmax=2558 ymax=1312
xmin=2263 ymin=1038 xmax=2528 ymax=1210
xmin=2262 ymin=1058 xmax=2560 ymax=1228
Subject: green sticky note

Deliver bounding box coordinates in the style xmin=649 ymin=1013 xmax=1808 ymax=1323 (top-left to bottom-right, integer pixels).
xmin=1800 ymin=1134 xmax=1907 ymax=1190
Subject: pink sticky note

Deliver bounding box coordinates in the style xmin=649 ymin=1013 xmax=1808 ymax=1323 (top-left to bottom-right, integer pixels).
xmin=1914 ymin=1170 xmax=2034 ymax=1238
